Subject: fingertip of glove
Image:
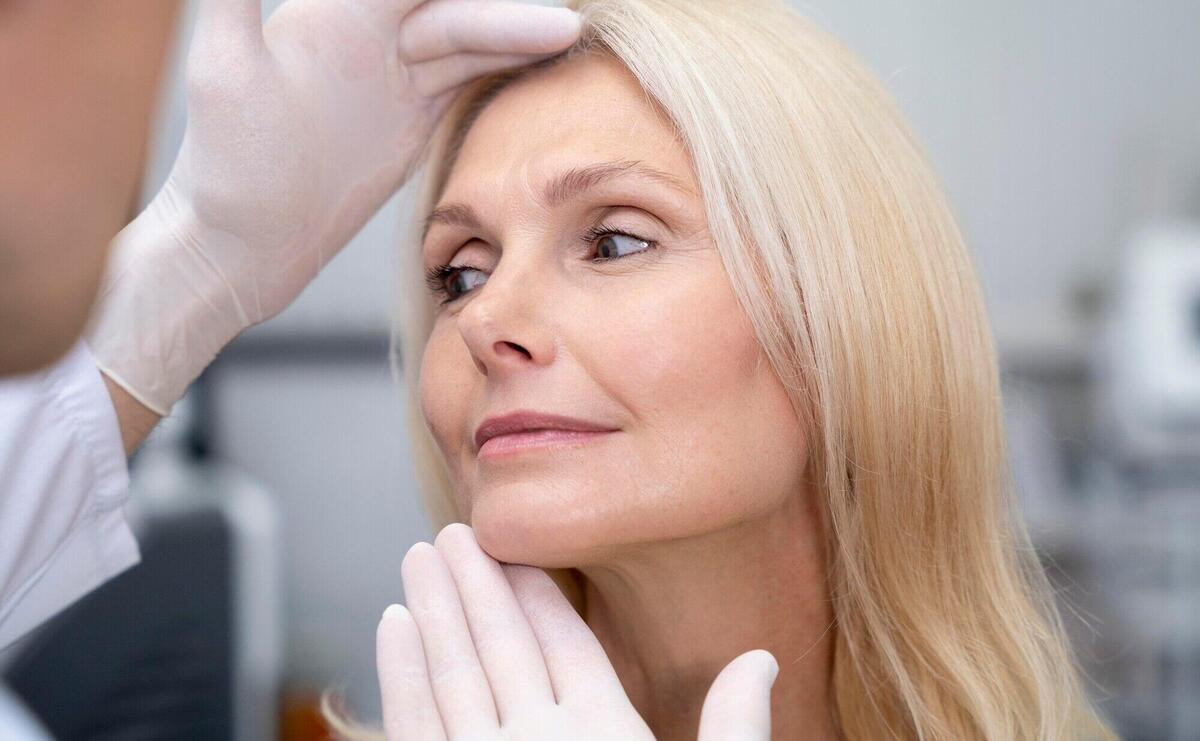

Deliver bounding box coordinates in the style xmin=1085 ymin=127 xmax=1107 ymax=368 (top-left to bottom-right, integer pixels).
xmin=381 ymin=603 xmax=411 ymax=623
xmin=763 ymin=651 xmax=780 ymax=686
xmin=745 ymin=648 xmax=780 ymax=686
xmin=540 ymin=6 xmax=584 ymax=42
xmin=558 ymin=6 xmax=584 ymax=29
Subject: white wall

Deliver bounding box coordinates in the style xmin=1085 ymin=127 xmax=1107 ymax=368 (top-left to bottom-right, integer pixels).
xmin=804 ymin=0 xmax=1200 ymax=354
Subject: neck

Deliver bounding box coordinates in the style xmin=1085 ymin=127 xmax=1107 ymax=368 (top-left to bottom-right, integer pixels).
xmin=578 ymin=491 xmax=841 ymax=741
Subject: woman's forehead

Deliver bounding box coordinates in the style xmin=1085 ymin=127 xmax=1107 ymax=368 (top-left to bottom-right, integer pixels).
xmin=443 ymin=54 xmax=694 ymax=198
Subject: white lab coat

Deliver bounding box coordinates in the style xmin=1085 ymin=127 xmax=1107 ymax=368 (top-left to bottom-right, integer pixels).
xmin=0 ymin=340 xmax=140 ymax=651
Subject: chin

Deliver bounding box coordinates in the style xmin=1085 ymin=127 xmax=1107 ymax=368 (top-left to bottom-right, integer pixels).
xmin=467 ymin=480 xmax=622 ymax=568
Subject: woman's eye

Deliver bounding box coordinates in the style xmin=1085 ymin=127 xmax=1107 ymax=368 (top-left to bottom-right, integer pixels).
xmin=587 ymin=227 xmax=656 ymax=261
xmin=425 ymin=263 xmax=487 ymax=305
xmin=447 ymin=267 xmax=487 ymax=297
xmin=426 ymin=226 xmax=657 ymax=306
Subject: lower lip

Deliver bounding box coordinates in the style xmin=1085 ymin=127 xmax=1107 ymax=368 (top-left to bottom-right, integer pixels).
xmin=478 ymin=429 xmax=616 ymax=459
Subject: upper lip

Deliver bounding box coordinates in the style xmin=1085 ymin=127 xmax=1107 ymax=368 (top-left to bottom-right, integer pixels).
xmin=474 ymin=411 xmax=617 ymax=452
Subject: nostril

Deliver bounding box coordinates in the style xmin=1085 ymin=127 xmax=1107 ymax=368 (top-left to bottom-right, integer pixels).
xmin=496 ymin=340 xmax=532 ymax=360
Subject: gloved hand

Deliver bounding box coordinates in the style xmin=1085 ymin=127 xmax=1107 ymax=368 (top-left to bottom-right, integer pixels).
xmin=86 ymin=0 xmax=582 ymax=416
xmin=377 ymin=524 xmax=779 ymax=741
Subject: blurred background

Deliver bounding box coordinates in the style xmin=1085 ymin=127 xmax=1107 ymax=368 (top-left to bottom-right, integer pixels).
xmin=4 ymin=0 xmax=1199 ymax=738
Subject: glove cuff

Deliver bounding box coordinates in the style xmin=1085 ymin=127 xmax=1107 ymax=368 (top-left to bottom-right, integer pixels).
xmin=85 ymin=188 xmax=249 ymax=416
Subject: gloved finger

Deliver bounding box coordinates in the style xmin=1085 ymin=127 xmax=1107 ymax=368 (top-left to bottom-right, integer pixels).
xmin=501 ymin=563 xmax=630 ymax=706
xmin=376 ymin=604 xmax=449 ymax=741
xmin=401 ymin=542 xmax=501 ymax=737
xmin=193 ymin=0 xmax=263 ymax=51
xmin=434 ymin=524 xmax=556 ymax=719
xmin=399 ymin=0 xmax=581 ymax=63
xmin=408 ymin=50 xmax=553 ymax=98
xmin=357 ymin=0 xmax=432 ymax=28
xmin=696 ymin=649 xmax=778 ymax=741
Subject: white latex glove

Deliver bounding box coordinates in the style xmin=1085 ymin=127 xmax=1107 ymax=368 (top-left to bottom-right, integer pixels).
xmin=377 ymin=524 xmax=779 ymax=741
xmin=86 ymin=0 xmax=582 ymax=415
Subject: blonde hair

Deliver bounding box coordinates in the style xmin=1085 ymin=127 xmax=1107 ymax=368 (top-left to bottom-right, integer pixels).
xmin=341 ymin=0 xmax=1118 ymax=738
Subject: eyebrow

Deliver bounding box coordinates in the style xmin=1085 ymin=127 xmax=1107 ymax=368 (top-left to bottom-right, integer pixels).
xmin=420 ymin=159 xmax=695 ymax=247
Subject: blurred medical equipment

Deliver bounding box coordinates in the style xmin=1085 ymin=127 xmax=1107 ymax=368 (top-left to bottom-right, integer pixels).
xmin=1001 ymin=217 xmax=1200 ymax=740
xmin=1077 ymin=219 xmax=1200 ymax=740
xmin=1101 ymin=220 xmax=1200 ymax=470
xmin=2 ymin=407 xmax=282 ymax=741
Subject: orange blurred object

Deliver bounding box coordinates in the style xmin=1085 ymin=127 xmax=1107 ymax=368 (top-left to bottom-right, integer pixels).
xmin=279 ymin=689 xmax=332 ymax=741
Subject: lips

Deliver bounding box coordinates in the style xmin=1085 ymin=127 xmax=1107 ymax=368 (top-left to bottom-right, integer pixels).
xmin=474 ymin=410 xmax=618 ymax=453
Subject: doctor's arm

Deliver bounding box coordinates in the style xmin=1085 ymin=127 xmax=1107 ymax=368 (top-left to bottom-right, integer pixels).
xmin=103 ymin=377 xmax=159 ymax=456
xmin=1 ymin=0 xmax=581 ymax=653
xmin=86 ymin=0 xmax=583 ymax=455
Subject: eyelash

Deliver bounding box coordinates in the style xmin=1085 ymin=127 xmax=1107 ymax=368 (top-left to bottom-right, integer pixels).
xmin=423 ymin=223 xmax=658 ymax=305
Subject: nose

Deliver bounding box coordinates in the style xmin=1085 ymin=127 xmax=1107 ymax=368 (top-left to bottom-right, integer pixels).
xmin=455 ymin=260 xmax=557 ymax=378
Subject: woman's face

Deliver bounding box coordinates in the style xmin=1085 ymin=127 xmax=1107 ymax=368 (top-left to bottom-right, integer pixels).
xmin=418 ymin=53 xmax=807 ymax=566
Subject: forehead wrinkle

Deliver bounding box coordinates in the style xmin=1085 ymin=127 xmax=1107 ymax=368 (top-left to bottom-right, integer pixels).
xmin=421 ymin=159 xmax=696 ymax=250
xmin=540 ymin=159 xmax=695 ymax=208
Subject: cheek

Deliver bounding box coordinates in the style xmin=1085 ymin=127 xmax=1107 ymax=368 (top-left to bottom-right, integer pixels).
xmin=609 ymin=256 xmax=761 ymax=424
xmin=439 ymin=257 xmax=807 ymax=567
xmin=529 ymin=260 xmax=806 ymax=557
xmin=419 ymin=329 xmax=484 ymax=520
xmin=418 ymin=328 xmax=471 ymax=470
